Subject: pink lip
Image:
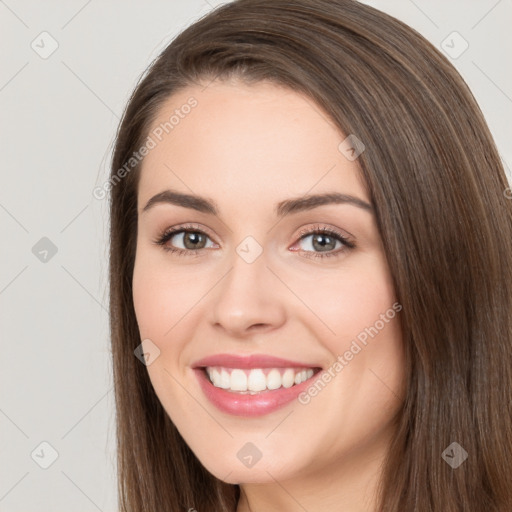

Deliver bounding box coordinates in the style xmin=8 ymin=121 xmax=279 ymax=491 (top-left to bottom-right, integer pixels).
xmin=192 ymin=353 xmax=319 ymax=369
xmin=191 ymin=353 xmax=322 ymax=417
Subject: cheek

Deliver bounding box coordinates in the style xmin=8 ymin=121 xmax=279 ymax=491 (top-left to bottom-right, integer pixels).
xmin=132 ymin=250 xmax=199 ymax=339
xmin=132 ymin=256 xmax=195 ymax=404
xmin=291 ymin=253 xmax=398 ymax=343
xmin=296 ymin=290 xmax=404 ymax=462
xmin=292 ymin=251 xmax=404 ymax=411
xmin=132 ymin=268 xmax=164 ymax=339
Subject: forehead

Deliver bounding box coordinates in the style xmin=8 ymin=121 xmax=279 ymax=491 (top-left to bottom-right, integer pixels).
xmin=137 ymin=80 xmax=369 ymax=210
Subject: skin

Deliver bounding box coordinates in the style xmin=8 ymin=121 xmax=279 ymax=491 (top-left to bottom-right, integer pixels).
xmin=132 ymin=79 xmax=405 ymax=512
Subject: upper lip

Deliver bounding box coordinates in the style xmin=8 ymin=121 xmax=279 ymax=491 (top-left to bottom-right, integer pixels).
xmin=192 ymin=353 xmax=322 ymax=369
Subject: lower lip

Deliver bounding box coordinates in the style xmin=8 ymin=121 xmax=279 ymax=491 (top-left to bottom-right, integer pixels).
xmin=193 ymin=368 xmax=320 ymax=417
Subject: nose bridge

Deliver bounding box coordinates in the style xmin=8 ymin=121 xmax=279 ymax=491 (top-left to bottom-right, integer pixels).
xmin=210 ymin=235 xmax=286 ymax=334
xmin=221 ymin=236 xmax=271 ymax=308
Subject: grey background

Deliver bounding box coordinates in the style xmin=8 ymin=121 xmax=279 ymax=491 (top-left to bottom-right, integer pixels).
xmin=1 ymin=1 xmax=510 ymax=510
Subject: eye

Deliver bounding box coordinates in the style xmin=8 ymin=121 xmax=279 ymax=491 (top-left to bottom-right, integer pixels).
xmin=293 ymin=225 xmax=355 ymax=260
xmin=153 ymin=223 xmax=216 ymax=256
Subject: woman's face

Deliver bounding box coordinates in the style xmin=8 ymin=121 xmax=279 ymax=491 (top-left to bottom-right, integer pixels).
xmin=132 ymin=80 xmax=405 ymax=489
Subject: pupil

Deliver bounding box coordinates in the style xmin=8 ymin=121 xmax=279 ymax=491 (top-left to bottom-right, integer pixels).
xmin=185 ymin=232 xmax=204 ymax=249
xmin=313 ymin=234 xmax=334 ymax=251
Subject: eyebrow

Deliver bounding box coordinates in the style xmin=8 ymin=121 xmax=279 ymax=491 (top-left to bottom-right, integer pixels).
xmin=141 ymin=189 xmax=373 ymax=217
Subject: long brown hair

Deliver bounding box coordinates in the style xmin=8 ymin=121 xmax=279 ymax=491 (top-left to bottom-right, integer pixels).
xmin=108 ymin=1 xmax=512 ymax=510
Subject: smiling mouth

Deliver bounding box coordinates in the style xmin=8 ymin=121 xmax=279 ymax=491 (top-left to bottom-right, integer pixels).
xmin=202 ymin=366 xmax=322 ymax=394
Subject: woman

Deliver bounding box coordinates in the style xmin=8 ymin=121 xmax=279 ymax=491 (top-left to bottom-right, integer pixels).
xmin=108 ymin=0 xmax=512 ymax=510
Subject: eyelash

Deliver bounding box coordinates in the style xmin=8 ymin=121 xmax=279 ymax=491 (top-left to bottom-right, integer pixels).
xmin=153 ymin=223 xmax=356 ymax=260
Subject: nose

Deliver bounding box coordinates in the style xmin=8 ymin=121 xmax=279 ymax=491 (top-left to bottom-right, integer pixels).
xmin=209 ymin=247 xmax=287 ymax=338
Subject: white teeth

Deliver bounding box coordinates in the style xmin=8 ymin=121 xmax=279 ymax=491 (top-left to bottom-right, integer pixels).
xmin=219 ymin=369 xmax=230 ymax=389
xmin=247 ymin=369 xmax=267 ymax=392
xmin=230 ymin=369 xmax=247 ymax=391
xmin=282 ymin=368 xmax=295 ymax=388
xmin=267 ymin=369 xmax=281 ymax=390
xmin=206 ymin=367 xmax=316 ymax=393
xmin=211 ymin=368 xmax=221 ymax=387
xmin=295 ymin=370 xmax=307 ymax=385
